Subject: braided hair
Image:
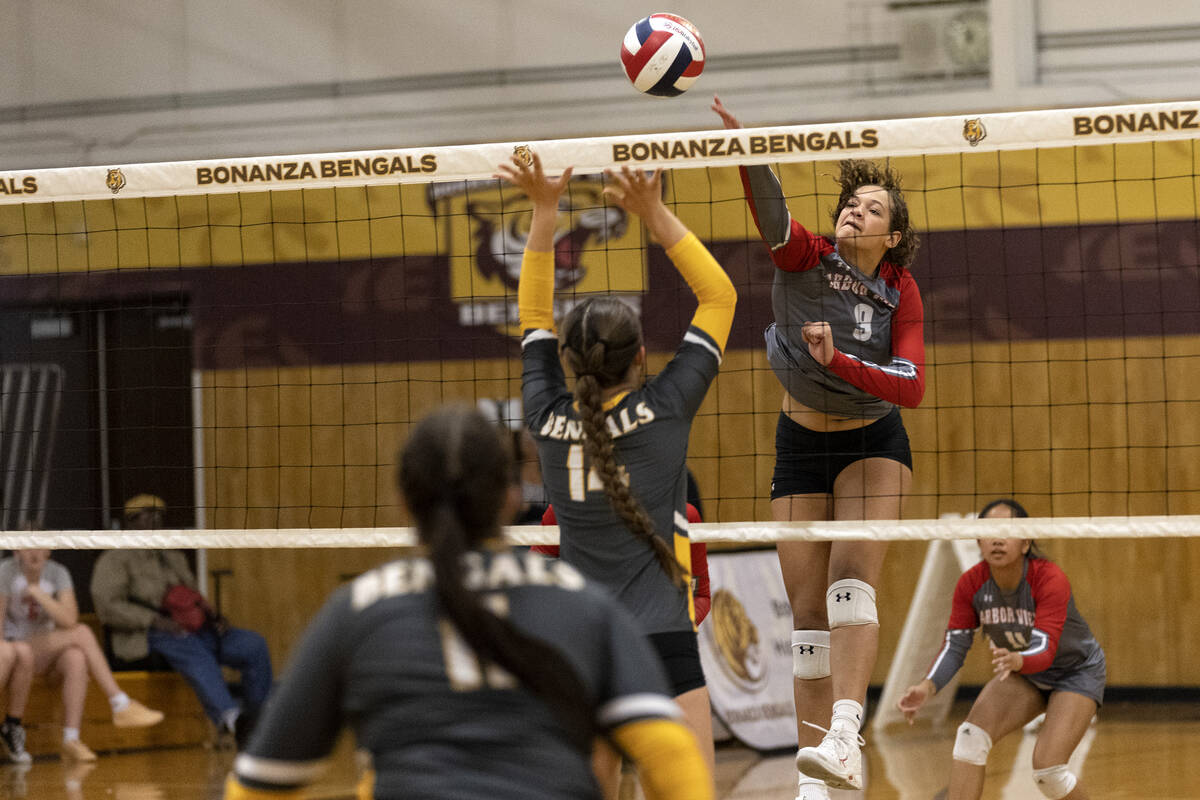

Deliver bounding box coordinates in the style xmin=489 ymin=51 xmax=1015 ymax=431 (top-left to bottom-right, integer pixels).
xmin=831 ymin=159 xmax=919 ymax=269
xmin=560 ymin=297 xmax=689 ymax=588
xmin=399 ymin=405 xmax=594 ymax=750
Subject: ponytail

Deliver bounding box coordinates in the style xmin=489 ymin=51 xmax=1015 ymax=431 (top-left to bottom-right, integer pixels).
xmin=400 ymin=407 xmax=595 ymax=750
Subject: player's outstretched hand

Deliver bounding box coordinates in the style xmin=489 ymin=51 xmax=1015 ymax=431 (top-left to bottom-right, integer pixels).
xmin=495 ymin=151 xmax=573 ymax=208
xmin=897 ymin=679 xmax=934 ymax=724
xmin=711 ymin=95 xmax=742 ymax=130
xmin=602 ymin=166 xmax=665 ymax=218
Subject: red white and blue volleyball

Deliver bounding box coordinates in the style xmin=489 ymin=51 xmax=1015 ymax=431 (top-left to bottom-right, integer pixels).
xmin=620 ymin=13 xmax=706 ymax=97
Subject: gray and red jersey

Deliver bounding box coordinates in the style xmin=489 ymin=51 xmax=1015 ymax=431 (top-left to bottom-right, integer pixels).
xmin=925 ymin=557 xmax=1105 ymax=691
xmin=740 ymin=165 xmax=925 ymax=419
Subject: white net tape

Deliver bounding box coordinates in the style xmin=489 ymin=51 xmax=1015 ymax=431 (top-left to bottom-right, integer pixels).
xmin=4 ymin=514 xmax=1197 ymax=549
xmin=2 ymin=100 xmax=1198 ymax=203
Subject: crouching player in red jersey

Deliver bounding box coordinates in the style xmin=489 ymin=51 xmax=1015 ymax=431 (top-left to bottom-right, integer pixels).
xmin=897 ymin=499 xmax=1105 ymax=800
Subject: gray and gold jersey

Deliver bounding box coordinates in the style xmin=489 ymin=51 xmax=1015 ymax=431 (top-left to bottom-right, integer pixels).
xmin=234 ymin=549 xmax=679 ymax=800
xmin=522 ymin=328 xmax=722 ymax=634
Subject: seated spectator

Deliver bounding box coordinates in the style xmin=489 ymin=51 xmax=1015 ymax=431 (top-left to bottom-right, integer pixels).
xmin=0 ymin=638 xmax=33 ymax=763
xmin=91 ymin=494 xmax=273 ymax=747
xmin=0 ymin=549 xmax=164 ymax=762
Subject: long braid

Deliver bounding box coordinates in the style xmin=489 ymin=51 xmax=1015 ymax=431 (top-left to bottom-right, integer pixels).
xmin=401 ymin=407 xmax=594 ymax=751
xmin=562 ymin=298 xmax=689 ymax=589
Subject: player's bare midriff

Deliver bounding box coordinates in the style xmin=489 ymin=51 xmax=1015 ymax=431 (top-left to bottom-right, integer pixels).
xmin=782 ymin=392 xmax=876 ymax=432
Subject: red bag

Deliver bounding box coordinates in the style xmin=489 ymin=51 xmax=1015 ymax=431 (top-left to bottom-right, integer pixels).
xmin=161 ymin=585 xmax=210 ymax=632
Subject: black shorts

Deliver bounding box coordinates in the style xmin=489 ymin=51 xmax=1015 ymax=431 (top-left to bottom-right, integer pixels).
xmin=648 ymin=630 xmax=706 ymax=696
xmin=771 ymin=407 xmax=913 ymax=499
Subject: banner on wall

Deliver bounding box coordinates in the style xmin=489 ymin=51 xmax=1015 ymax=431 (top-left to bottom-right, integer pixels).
xmin=699 ymin=550 xmax=798 ymax=752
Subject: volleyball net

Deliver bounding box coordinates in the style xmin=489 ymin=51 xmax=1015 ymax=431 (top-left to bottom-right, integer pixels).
xmin=3 ymin=99 xmax=1199 ymax=711
xmin=4 ymin=100 xmax=1200 ymax=537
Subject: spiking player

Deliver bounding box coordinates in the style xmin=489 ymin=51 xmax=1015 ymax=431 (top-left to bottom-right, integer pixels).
xmin=898 ymin=499 xmax=1105 ymax=800
xmin=499 ymin=151 xmax=736 ymax=796
xmin=225 ymin=406 xmax=712 ymax=800
xmin=713 ymin=96 xmax=926 ymax=798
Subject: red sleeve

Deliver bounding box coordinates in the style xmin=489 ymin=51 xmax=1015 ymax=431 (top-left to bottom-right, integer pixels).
xmin=685 ymin=504 xmax=709 ymax=624
xmin=947 ymin=563 xmax=986 ymax=631
xmin=1020 ymin=560 xmax=1071 ymax=674
xmin=531 ymin=505 xmax=560 ymax=558
xmin=826 ymin=267 xmax=926 ymax=408
xmin=769 ymin=220 xmax=835 ymax=272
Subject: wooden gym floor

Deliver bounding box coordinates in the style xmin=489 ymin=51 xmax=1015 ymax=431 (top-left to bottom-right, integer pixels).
xmin=6 ymin=700 xmax=1198 ymax=800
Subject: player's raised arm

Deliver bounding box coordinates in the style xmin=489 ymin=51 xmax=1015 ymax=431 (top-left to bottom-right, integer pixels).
xmin=495 ymin=152 xmax=573 ymax=335
xmin=603 ymin=166 xmax=736 ymax=353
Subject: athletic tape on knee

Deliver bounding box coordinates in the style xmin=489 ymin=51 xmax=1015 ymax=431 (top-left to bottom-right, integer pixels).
xmin=790 ymin=630 xmax=831 ymax=680
xmin=951 ymin=721 xmax=992 ymax=766
xmin=1032 ymin=764 xmax=1077 ymax=799
xmin=826 ymin=578 xmax=878 ymax=628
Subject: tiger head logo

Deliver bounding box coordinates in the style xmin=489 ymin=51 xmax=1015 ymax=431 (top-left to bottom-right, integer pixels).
xmin=106 ymin=168 xmax=127 ymax=195
xmin=963 ymin=118 xmax=987 ymax=147
xmin=708 ymin=588 xmax=767 ymax=689
xmin=512 ymin=145 xmax=534 ymax=167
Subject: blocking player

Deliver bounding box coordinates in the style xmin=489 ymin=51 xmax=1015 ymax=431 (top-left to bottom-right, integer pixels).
xmin=500 ymin=151 xmax=735 ymax=795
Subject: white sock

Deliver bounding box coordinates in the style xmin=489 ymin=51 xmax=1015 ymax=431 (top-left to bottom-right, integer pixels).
xmin=221 ymin=708 xmax=240 ymax=733
xmin=63 ymin=727 xmax=80 ymax=743
xmin=109 ymin=691 xmax=131 ymax=712
xmin=830 ymin=699 xmax=863 ymax=735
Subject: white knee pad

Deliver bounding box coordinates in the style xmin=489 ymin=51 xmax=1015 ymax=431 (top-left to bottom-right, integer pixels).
xmin=1033 ymin=764 xmax=1077 ymax=799
xmin=826 ymin=579 xmax=878 ymax=628
xmin=791 ymin=630 xmax=831 ymax=680
xmin=951 ymin=721 xmax=993 ymax=766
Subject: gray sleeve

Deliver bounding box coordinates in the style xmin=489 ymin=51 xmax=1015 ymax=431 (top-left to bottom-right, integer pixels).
xmin=238 ymin=586 xmax=349 ymax=770
xmin=743 ymin=164 xmax=791 ymax=248
xmin=925 ymin=628 xmax=975 ymax=691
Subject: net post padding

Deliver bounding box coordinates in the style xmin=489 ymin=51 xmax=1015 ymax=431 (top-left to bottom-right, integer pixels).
xmin=3 ymin=514 xmax=1198 ymax=549
xmin=872 ymin=538 xmax=979 ymax=732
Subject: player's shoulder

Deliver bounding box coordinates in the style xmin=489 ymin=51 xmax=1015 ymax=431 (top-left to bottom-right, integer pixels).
xmin=958 ymin=561 xmax=992 ymax=592
xmin=878 ymin=259 xmax=917 ymax=289
xmin=1026 ymin=557 xmax=1069 ymax=588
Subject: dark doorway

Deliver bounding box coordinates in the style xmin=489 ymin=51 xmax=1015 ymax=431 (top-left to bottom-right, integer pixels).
xmin=0 ymin=298 xmax=195 ymax=612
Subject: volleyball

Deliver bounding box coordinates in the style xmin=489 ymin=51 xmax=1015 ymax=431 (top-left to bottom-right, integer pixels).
xmin=620 ymin=13 xmax=706 ymax=97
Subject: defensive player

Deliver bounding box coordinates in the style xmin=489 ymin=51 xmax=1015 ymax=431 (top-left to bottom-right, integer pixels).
xmin=500 ymin=151 xmax=735 ymax=792
xmin=225 ymin=406 xmax=712 ymax=800
xmin=897 ymin=499 xmax=1104 ymax=800
xmin=713 ymin=96 xmax=926 ymax=797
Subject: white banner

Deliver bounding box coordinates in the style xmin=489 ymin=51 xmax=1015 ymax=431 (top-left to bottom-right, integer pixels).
xmin=2 ymin=100 xmax=1198 ymax=204
xmin=699 ymin=549 xmax=798 ymax=751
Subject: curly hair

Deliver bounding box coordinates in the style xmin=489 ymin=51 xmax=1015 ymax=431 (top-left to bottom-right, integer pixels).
xmin=830 ymin=159 xmax=919 ymax=269
xmin=560 ymin=297 xmax=689 ymax=589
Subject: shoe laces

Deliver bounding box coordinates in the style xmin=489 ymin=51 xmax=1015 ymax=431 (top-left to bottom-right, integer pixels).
xmin=801 ymin=720 xmax=866 ymax=748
